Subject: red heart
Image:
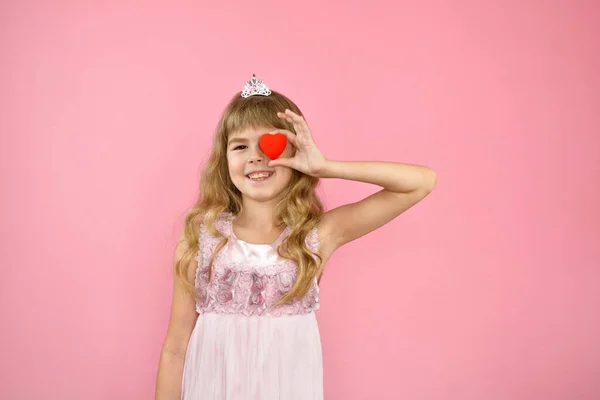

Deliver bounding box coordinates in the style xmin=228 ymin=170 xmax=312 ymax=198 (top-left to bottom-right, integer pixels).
xmin=259 ymin=133 xmax=287 ymax=160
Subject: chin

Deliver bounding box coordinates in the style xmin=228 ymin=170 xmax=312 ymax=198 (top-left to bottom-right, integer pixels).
xmin=234 ymin=184 xmax=287 ymax=203
xmin=241 ymin=189 xmax=285 ymax=203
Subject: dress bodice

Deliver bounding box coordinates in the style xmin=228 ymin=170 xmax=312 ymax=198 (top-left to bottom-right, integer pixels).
xmin=194 ymin=213 xmax=320 ymax=317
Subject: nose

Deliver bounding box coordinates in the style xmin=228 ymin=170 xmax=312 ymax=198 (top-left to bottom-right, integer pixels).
xmin=247 ymin=146 xmax=265 ymax=164
xmin=248 ymin=157 xmax=263 ymax=164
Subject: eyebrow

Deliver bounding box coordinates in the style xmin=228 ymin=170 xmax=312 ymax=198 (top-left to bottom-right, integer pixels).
xmin=228 ymin=137 xmax=249 ymax=146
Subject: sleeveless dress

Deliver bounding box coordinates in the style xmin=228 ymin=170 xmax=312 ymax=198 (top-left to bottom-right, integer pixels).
xmin=181 ymin=213 xmax=323 ymax=399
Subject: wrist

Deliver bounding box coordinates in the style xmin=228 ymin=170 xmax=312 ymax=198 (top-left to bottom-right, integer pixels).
xmin=314 ymin=159 xmax=336 ymax=178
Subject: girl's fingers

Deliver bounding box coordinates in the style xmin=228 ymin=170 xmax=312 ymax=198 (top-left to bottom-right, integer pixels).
xmin=279 ymin=110 xmax=305 ymax=126
xmin=282 ymin=131 xmax=299 ymax=148
xmin=284 ymin=109 xmax=303 ymax=122
xmin=276 ymin=110 xmax=313 ymax=141
xmin=277 ymin=112 xmax=294 ymax=124
xmin=278 ymin=110 xmax=311 ymax=139
xmin=268 ymin=157 xmax=294 ymax=168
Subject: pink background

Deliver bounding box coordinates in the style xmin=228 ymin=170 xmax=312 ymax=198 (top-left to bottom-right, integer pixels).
xmin=1 ymin=1 xmax=599 ymax=399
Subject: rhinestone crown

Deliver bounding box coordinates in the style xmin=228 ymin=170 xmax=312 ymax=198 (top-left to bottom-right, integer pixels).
xmin=241 ymin=74 xmax=271 ymax=98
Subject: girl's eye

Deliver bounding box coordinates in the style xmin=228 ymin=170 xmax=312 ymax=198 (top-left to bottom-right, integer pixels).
xmin=233 ymin=145 xmax=247 ymax=150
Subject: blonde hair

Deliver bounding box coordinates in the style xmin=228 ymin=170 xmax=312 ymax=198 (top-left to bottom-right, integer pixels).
xmin=175 ymin=90 xmax=324 ymax=307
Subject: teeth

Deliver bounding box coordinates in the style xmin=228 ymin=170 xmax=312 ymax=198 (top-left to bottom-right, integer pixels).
xmin=248 ymin=172 xmax=272 ymax=180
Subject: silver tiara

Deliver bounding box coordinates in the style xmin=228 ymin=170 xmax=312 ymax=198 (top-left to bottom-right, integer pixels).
xmin=241 ymin=74 xmax=271 ymax=98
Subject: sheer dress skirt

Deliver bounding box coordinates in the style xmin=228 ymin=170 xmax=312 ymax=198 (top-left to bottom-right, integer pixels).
xmin=181 ymin=311 xmax=323 ymax=400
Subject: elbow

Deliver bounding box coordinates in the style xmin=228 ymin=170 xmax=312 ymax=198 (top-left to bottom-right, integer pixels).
xmin=422 ymin=168 xmax=437 ymax=193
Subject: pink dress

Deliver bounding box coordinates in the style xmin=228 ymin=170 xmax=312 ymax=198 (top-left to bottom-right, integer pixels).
xmin=181 ymin=213 xmax=323 ymax=399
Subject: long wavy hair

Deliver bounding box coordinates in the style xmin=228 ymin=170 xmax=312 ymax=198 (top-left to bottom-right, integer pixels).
xmin=175 ymin=90 xmax=324 ymax=307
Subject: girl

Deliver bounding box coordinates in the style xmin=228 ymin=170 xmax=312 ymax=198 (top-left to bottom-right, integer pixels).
xmin=155 ymin=75 xmax=436 ymax=399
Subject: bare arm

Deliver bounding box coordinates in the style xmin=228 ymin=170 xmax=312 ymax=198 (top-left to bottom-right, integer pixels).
xmin=155 ymin=230 xmax=199 ymax=400
xmin=317 ymin=160 xmax=436 ymax=255
xmin=267 ymin=110 xmax=436 ymax=257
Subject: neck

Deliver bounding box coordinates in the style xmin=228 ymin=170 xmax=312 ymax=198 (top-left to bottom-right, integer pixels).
xmin=236 ymin=197 xmax=284 ymax=229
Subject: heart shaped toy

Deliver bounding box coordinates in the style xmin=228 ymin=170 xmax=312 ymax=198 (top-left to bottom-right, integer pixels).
xmin=259 ymin=133 xmax=287 ymax=160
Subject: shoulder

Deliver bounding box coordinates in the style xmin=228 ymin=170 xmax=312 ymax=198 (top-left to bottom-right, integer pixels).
xmin=200 ymin=212 xmax=232 ymax=239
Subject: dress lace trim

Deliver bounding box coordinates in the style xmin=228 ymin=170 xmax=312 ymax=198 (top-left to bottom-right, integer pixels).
xmin=194 ymin=213 xmax=320 ymax=317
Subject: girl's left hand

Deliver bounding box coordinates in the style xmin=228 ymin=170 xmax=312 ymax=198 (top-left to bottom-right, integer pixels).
xmin=267 ymin=109 xmax=327 ymax=177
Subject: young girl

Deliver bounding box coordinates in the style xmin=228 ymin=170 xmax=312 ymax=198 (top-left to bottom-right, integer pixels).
xmin=155 ymin=75 xmax=436 ymax=400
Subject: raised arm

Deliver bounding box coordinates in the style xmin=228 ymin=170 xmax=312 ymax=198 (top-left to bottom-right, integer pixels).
xmin=268 ymin=109 xmax=436 ymax=257
xmin=316 ymin=160 xmax=436 ymax=253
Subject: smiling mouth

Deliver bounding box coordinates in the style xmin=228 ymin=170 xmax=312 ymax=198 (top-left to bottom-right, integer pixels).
xmin=246 ymin=171 xmax=274 ymax=181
